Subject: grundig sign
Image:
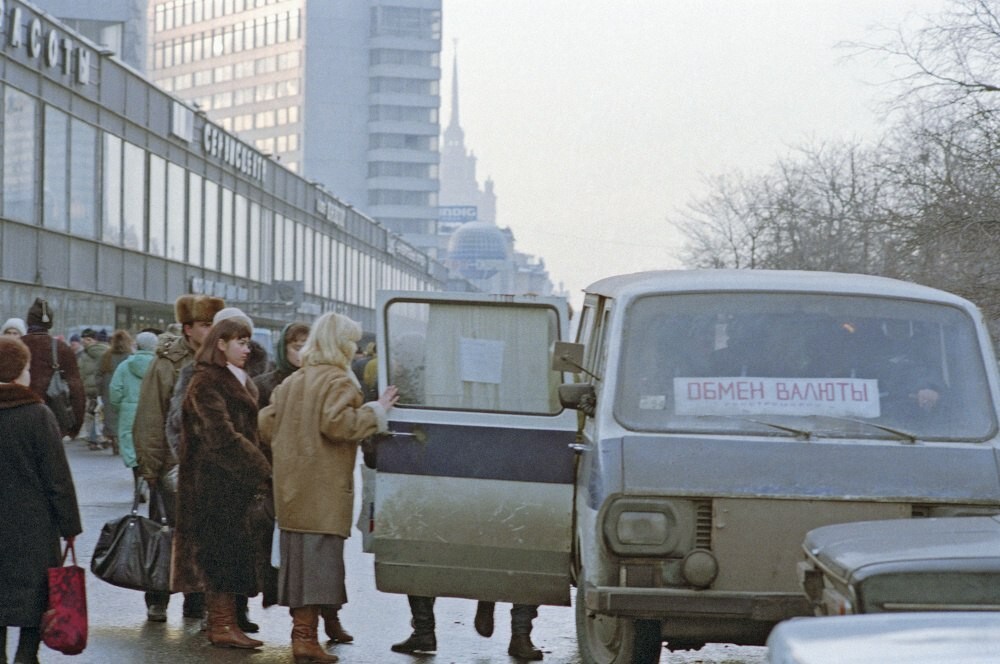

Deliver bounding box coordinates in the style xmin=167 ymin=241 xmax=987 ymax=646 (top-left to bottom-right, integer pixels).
xmin=0 ymin=0 xmax=93 ymax=84
xmin=202 ymin=123 xmax=267 ymax=182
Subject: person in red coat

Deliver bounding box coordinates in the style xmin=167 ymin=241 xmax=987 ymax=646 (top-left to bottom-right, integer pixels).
xmin=20 ymin=298 xmax=85 ymax=440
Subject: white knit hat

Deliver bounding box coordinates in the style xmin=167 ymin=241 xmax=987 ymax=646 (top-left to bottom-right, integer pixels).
xmin=1 ymin=317 xmax=27 ymax=336
xmin=135 ymin=331 xmax=159 ymax=351
xmin=212 ymin=307 xmax=253 ymax=330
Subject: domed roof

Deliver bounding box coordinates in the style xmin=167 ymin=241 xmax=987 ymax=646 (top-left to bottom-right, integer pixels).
xmin=447 ymin=222 xmax=510 ymax=262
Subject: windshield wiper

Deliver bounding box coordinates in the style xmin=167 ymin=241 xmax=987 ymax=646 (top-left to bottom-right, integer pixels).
xmin=816 ymin=416 xmax=918 ymax=444
xmin=717 ymin=416 xmax=813 ymax=440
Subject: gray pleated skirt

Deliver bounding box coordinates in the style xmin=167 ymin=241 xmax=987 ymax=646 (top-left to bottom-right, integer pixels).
xmin=277 ymin=530 xmax=347 ymax=608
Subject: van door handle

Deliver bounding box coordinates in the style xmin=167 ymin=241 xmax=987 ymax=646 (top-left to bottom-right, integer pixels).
xmin=568 ymin=443 xmax=590 ymax=453
xmin=389 ymin=428 xmax=427 ymax=443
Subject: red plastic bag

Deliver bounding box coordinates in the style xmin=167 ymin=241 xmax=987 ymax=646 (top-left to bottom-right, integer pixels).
xmin=41 ymin=540 xmax=88 ymax=655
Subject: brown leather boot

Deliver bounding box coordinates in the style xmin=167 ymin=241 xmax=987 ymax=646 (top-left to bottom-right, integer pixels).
xmin=291 ymin=605 xmax=338 ymax=663
xmin=206 ymin=592 xmax=264 ymax=649
xmin=320 ymin=606 xmax=354 ymax=643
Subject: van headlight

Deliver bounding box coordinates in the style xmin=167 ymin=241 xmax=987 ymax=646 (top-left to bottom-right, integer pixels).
xmin=602 ymin=498 xmax=696 ymax=556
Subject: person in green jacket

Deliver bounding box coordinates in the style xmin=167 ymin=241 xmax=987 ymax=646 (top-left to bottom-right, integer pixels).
xmin=109 ymin=331 xmax=158 ymax=499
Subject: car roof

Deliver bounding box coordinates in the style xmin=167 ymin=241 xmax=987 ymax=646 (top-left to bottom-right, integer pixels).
xmin=767 ymin=612 xmax=1000 ymax=663
xmin=584 ymin=270 xmax=971 ymax=307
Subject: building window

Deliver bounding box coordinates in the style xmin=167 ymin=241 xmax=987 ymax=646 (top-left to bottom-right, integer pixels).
xmin=42 ymin=106 xmax=69 ymax=232
xmin=249 ymin=203 xmax=262 ymax=281
xmin=102 ymin=133 xmax=122 ymax=245
xmin=204 ymin=180 xmax=219 ymax=269
xmin=166 ymin=162 xmax=186 ymax=261
xmin=220 ymin=188 xmax=233 ymax=273
xmin=69 ymin=119 xmax=97 ymax=239
xmin=188 ymin=172 xmax=203 ymax=266
xmin=282 ymin=217 xmax=294 ymax=280
xmin=122 ymin=142 xmax=145 ymax=251
xmin=148 ymin=154 xmax=166 ymax=256
xmin=0 ymin=112 xmax=33 ymax=243
xmin=234 ymin=194 xmax=248 ymax=277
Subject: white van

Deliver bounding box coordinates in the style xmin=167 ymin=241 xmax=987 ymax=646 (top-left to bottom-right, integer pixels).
xmin=370 ymin=270 xmax=1000 ymax=663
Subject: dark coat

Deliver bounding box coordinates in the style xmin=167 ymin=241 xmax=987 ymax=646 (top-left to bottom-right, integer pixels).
xmin=22 ymin=331 xmax=86 ymax=438
xmin=172 ymin=363 xmax=271 ymax=596
xmin=0 ymin=384 xmax=82 ymax=625
xmin=98 ymin=349 xmax=131 ymax=438
xmin=252 ymin=366 xmax=295 ymax=409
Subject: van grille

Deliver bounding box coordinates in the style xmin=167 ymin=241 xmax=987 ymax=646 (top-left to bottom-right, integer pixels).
xmin=695 ymin=500 xmax=713 ymax=549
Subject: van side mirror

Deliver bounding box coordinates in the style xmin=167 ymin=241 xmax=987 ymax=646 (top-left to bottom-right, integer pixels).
xmin=552 ymin=341 xmax=585 ymax=373
xmin=559 ymin=383 xmax=596 ymax=415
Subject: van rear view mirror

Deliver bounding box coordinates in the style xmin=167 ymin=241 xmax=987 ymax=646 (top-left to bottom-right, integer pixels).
xmin=552 ymin=341 xmax=585 ymax=373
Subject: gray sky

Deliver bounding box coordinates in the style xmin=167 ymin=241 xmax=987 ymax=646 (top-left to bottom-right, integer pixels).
xmin=442 ymin=1 xmax=947 ymax=308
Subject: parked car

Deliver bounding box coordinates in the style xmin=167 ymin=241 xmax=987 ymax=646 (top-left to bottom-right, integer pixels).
xmin=798 ymin=516 xmax=1000 ymax=615
xmin=368 ymin=270 xmax=1000 ymax=664
xmin=767 ymin=612 xmax=1000 ymax=663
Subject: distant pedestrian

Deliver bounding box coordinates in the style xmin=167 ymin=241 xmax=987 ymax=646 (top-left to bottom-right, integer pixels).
xmin=109 ymin=331 xmax=157 ymax=501
xmin=253 ymin=321 xmax=310 ymax=408
xmin=97 ymin=329 xmax=135 ymax=456
xmin=1 ymin=317 xmax=26 ymax=337
xmin=173 ymin=317 xmax=272 ymax=650
xmin=21 ymin=298 xmax=85 ymax=440
xmin=259 ymin=312 xmax=398 ymax=663
xmin=0 ymin=335 xmax=82 ymax=664
xmin=78 ymin=328 xmax=110 ymax=449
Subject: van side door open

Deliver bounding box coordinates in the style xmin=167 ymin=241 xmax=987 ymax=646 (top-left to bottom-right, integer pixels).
xmin=372 ymin=292 xmax=578 ymax=605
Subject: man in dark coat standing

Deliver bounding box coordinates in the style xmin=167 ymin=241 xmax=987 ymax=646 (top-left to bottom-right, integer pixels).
xmin=0 ymin=335 xmax=82 ymax=664
xmin=21 ymin=297 xmax=85 ymax=440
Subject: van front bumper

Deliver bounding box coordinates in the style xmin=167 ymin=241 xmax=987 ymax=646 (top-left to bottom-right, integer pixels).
xmin=584 ymin=584 xmax=811 ymax=622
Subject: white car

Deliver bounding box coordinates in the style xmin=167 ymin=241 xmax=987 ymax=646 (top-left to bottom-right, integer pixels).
xmin=767 ymin=612 xmax=1000 ymax=663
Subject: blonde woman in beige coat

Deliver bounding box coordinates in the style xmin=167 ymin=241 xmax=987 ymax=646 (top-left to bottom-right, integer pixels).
xmin=259 ymin=312 xmax=398 ymax=664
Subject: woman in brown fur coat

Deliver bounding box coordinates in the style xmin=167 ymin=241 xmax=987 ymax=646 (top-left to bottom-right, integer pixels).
xmin=173 ymin=318 xmax=272 ymax=649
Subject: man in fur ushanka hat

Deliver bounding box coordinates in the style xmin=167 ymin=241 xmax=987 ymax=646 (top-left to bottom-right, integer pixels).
xmin=132 ymin=294 xmax=224 ymax=623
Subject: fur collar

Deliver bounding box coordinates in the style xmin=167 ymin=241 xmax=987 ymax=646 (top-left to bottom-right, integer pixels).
xmin=0 ymin=383 xmax=43 ymax=409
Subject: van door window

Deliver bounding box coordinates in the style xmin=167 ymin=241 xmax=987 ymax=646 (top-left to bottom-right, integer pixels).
xmin=385 ymin=300 xmax=563 ymax=414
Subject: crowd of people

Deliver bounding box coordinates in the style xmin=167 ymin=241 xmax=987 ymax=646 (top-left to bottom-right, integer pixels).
xmin=0 ymin=295 xmax=547 ymax=664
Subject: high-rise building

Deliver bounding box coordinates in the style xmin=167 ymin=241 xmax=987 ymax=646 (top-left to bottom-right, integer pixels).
xmin=149 ymin=0 xmax=442 ymax=254
xmin=35 ymin=0 xmax=443 ymax=254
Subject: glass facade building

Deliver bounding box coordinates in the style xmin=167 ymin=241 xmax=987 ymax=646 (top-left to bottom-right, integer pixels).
xmin=0 ymin=0 xmax=453 ymax=337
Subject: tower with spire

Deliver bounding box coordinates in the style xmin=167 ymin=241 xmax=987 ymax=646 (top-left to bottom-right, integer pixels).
xmin=439 ymin=45 xmax=497 ymax=239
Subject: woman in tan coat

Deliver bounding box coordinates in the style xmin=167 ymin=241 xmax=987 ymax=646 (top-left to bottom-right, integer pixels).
xmin=259 ymin=313 xmax=397 ymax=664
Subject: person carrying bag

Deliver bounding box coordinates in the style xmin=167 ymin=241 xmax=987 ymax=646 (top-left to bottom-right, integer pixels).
xmin=90 ymin=488 xmax=174 ymax=594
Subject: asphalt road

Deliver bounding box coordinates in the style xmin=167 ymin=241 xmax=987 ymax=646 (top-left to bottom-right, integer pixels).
xmin=13 ymin=437 xmax=767 ymax=664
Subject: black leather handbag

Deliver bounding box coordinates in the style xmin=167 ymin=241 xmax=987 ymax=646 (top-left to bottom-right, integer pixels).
xmin=90 ymin=490 xmax=174 ymax=593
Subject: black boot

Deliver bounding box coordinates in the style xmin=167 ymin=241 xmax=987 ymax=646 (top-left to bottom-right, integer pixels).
xmin=235 ymin=594 xmax=259 ymax=633
xmin=183 ymin=592 xmax=206 ymax=619
xmin=13 ymin=627 xmax=40 ymax=664
xmin=508 ymin=633 xmax=543 ymax=661
xmin=474 ymin=600 xmax=495 ymax=637
xmin=390 ymin=596 xmax=436 ymax=654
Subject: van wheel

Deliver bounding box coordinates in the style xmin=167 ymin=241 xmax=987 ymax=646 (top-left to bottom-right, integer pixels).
xmin=575 ymin=582 xmax=661 ymax=664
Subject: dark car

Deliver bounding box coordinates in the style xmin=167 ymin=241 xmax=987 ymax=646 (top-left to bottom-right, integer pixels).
xmin=798 ymin=516 xmax=1000 ymax=615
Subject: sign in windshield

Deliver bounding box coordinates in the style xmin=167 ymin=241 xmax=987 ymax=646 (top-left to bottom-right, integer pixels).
xmin=616 ymin=292 xmax=996 ymax=440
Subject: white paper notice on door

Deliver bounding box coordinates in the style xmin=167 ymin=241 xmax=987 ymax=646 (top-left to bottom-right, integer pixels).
xmin=459 ymin=337 xmax=504 ymax=384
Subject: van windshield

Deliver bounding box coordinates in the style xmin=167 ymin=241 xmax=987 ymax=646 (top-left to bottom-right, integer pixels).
xmin=615 ymin=293 xmax=996 ymax=441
